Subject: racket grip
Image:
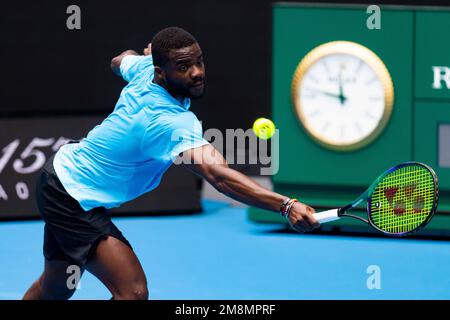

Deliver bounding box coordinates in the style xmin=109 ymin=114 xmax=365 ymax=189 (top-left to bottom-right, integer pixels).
xmin=314 ymin=209 xmax=340 ymax=224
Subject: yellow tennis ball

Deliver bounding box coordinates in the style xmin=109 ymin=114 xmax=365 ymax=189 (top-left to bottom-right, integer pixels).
xmin=253 ymin=118 xmax=276 ymax=140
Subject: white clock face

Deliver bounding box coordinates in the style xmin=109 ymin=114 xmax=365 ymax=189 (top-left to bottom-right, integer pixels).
xmin=295 ymin=53 xmax=386 ymax=147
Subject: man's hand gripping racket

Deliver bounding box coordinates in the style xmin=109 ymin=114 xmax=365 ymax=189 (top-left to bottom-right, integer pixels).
xmin=313 ymin=162 xmax=439 ymax=236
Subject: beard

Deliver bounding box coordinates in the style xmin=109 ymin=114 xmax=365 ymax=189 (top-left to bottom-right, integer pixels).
xmin=165 ymin=77 xmax=205 ymax=100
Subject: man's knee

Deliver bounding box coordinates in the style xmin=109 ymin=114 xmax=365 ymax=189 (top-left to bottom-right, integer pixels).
xmin=114 ymin=283 xmax=149 ymax=300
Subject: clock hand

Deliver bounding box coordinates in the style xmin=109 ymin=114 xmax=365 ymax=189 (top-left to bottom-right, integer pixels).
xmin=304 ymin=87 xmax=341 ymax=100
xmin=338 ymin=71 xmax=348 ymax=105
xmin=321 ymin=91 xmax=342 ymax=99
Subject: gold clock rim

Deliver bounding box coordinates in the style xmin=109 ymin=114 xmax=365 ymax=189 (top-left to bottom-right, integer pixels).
xmin=291 ymin=41 xmax=394 ymax=152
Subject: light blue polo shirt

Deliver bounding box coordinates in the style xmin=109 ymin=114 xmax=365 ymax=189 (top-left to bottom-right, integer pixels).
xmin=53 ymin=54 xmax=209 ymax=211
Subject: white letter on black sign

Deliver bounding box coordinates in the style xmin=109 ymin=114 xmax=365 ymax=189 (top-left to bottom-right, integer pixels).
xmin=16 ymin=182 xmax=29 ymax=200
xmin=0 ymin=185 xmax=8 ymax=200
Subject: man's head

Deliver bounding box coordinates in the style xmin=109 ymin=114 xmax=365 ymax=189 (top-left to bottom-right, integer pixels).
xmin=152 ymin=27 xmax=205 ymax=100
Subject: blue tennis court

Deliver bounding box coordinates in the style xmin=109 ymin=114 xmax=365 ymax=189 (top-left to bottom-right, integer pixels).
xmin=1 ymin=200 xmax=449 ymax=300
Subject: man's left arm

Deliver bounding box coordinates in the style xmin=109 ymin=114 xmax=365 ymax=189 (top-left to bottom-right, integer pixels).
xmin=110 ymin=43 xmax=152 ymax=77
xmin=110 ymin=50 xmax=139 ymax=77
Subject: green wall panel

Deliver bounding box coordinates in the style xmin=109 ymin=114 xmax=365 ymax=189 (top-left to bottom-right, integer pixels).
xmin=273 ymin=6 xmax=414 ymax=187
xmin=414 ymin=102 xmax=450 ymax=190
xmin=415 ymin=11 xmax=450 ymax=99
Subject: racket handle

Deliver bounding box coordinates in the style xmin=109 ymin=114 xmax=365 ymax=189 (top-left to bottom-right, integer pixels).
xmin=314 ymin=209 xmax=340 ymax=224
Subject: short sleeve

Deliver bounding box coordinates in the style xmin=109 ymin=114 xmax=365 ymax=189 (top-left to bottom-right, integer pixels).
xmin=168 ymin=115 xmax=210 ymax=160
xmin=142 ymin=112 xmax=210 ymax=162
xmin=120 ymin=55 xmax=153 ymax=82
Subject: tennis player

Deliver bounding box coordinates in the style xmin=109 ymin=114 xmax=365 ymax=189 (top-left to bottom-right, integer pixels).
xmin=23 ymin=27 xmax=319 ymax=300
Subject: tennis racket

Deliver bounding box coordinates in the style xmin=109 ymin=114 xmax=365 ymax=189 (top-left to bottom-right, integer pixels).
xmin=314 ymin=162 xmax=439 ymax=236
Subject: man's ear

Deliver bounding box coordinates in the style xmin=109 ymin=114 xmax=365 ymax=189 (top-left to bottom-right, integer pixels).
xmin=154 ymin=66 xmax=165 ymax=79
xmin=154 ymin=66 xmax=162 ymax=74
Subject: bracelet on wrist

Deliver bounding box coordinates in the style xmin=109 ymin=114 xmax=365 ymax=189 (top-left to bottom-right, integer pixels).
xmin=280 ymin=198 xmax=291 ymax=216
xmin=284 ymin=199 xmax=298 ymax=219
xmin=280 ymin=198 xmax=298 ymax=218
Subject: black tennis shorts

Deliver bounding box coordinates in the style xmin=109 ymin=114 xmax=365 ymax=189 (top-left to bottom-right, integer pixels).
xmin=36 ymin=152 xmax=132 ymax=267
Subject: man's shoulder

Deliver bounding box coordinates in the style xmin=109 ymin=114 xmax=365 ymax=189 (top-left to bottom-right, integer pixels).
xmin=160 ymin=110 xmax=200 ymax=126
xmin=142 ymin=110 xmax=201 ymax=135
xmin=121 ymin=55 xmax=153 ymax=74
xmin=121 ymin=56 xmax=155 ymax=85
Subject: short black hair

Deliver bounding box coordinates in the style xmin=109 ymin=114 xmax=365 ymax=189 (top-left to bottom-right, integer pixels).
xmin=151 ymin=27 xmax=198 ymax=67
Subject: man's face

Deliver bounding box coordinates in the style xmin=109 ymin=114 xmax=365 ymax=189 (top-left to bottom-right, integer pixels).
xmin=162 ymin=43 xmax=206 ymax=99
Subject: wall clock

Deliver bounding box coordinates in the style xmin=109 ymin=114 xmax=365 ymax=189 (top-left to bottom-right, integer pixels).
xmin=292 ymin=41 xmax=394 ymax=151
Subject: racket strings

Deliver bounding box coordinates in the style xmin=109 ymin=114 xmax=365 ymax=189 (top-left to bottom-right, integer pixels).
xmin=372 ymin=169 xmax=433 ymax=233
xmin=377 ymin=170 xmax=433 ymax=233
xmin=369 ymin=165 xmax=436 ymax=234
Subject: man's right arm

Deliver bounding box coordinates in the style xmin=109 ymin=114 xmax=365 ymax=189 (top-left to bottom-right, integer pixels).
xmin=110 ymin=50 xmax=139 ymax=77
xmin=181 ymin=144 xmax=320 ymax=233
